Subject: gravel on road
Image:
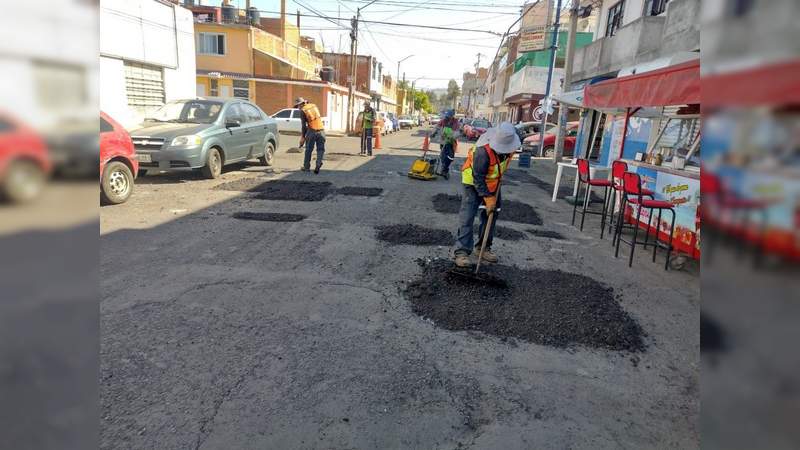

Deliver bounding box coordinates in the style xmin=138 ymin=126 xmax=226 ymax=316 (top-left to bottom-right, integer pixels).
xmin=376 ymin=224 xmax=453 ymax=246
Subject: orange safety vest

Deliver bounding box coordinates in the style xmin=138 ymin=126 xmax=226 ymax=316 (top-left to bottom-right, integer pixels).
xmin=461 ymin=144 xmax=512 ymax=193
xmin=301 ymin=103 xmax=324 ymax=130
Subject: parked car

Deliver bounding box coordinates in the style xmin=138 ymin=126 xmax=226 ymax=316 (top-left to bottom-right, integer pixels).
xmin=460 ymin=118 xmax=474 ymax=134
xmin=271 ymin=107 xmax=329 ymax=134
xmin=515 ymin=121 xmax=558 ymax=139
xmin=0 ymin=114 xmax=51 ymax=203
xmin=397 ymin=115 xmax=415 ymax=129
xmin=100 ymin=112 xmax=138 ymax=205
xmin=463 ymin=118 xmax=491 ymax=141
xmin=429 ymin=114 xmax=440 ymax=123
xmin=377 ymin=111 xmax=394 ymax=135
xmin=522 ymin=121 xmax=580 ymax=157
xmin=130 ymin=98 xmax=279 ymax=179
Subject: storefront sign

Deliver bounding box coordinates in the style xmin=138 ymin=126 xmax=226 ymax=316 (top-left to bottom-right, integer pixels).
xmin=519 ymin=31 xmax=547 ymax=52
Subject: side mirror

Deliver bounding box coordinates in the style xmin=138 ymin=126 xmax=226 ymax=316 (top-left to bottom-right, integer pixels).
xmin=226 ymin=118 xmax=241 ymax=128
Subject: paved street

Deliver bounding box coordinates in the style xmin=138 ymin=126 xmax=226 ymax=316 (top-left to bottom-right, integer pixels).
xmin=100 ymin=128 xmax=699 ymax=449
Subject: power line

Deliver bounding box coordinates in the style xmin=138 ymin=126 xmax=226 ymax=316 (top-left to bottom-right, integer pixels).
xmin=339 ymin=0 xmax=523 ymax=8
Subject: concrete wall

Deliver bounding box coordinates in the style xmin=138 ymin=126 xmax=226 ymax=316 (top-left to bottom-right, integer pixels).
xmin=195 ymin=23 xmax=252 ymax=75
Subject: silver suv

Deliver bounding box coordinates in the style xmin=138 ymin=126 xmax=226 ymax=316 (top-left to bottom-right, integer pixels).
xmin=130 ymin=98 xmax=279 ymax=179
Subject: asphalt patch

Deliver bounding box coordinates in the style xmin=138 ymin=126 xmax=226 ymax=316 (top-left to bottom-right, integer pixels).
xmin=214 ymin=177 xmax=273 ymax=192
xmin=338 ymin=186 xmax=384 ymax=197
xmin=431 ymin=194 xmax=542 ymax=225
xmin=232 ymin=212 xmax=306 ymax=222
xmin=376 ymin=224 xmax=453 ymax=246
xmin=701 ymin=312 xmax=727 ymax=353
xmin=253 ymin=180 xmax=332 ymax=201
xmin=405 ymin=259 xmax=646 ymax=352
xmin=527 ymin=229 xmax=566 ymax=240
xmin=493 ymin=226 xmax=526 ymax=241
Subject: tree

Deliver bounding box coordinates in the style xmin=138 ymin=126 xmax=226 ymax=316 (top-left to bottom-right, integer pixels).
xmin=413 ymin=90 xmax=433 ymax=113
xmin=446 ymin=79 xmax=461 ymax=109
xmin=426 ymin=90 xmax=438 ymax=106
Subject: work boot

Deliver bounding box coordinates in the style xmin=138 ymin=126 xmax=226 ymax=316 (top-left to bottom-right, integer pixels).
xmin=477 ymin=249 xmax=498 ymax=263
xmin=454 ymin=253 xmax=471 ymax=268
xmin=314 ymin=162 xmax=322 ymax=174
xmin=300 ymin=166 xmax=310 ymax=172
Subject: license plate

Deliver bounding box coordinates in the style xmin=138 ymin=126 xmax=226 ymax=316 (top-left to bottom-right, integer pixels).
xmin=136 ymin=154 xmax=152 ymax=163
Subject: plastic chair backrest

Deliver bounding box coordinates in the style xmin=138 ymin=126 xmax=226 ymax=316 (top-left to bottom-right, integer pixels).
xmin=612 ymin=160 xmax=628 ymax=181
xmin=623 ymin=172 xmax=643 ymax=196
xmin=577 ymin=158 xmax=590 ymax=182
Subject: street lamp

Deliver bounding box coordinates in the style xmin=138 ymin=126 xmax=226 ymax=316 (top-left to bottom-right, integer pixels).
xmin=396 ymin=54 xmax=413 ymax=85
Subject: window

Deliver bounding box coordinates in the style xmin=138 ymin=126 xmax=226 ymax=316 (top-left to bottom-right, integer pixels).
xmin=124 ymin=61 xmax=165 ymax=117
xmin=209 ymin=79 xmax=218 ymax=97
xmin=273 ymin=109 xmax=292 ymax=118
xmin=225 ymin=103 xmax=244 ymax=122
xmin=291 ymin=109 xmax=303 ymax=119
xmin=232 ymin=80 xmax=249 ymax=99
xmin=198 ymin=32 xmax=225 ymax=55
xmin=0 ymin=119 xmax=14 ymax=133
xmin=100 ymin=118 xmax=114 ymax=133
xmin=241 ymin=103 xmax=263 ymax=122
xmin=644 ymin=0 xmax=668 ymax=16
xmin=605 ymin=1 xmax=625 ymax=37
xmin=34 ymin=62 xmax=86 ymax=111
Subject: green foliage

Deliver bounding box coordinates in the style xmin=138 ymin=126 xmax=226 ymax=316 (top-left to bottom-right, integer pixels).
xmin=413 ymin=90 xmax=433 ymax=113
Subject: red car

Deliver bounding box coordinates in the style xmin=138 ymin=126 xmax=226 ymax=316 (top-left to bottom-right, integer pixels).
xmin=463 ymin=118 xmax=491 ymax=141
xmin=0 ymin=114 xmax=51 ymax=203
xmin=522 ymin=121 xmax=580 ymax=157
xmin=100 ymin=112 xmax=137 ymax=205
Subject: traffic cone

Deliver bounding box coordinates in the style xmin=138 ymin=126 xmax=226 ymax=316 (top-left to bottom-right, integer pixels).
xmin=423 ymin=134 xmax=430 ymax=151
xmin=374 ymin=127 xmax=382 ymax=150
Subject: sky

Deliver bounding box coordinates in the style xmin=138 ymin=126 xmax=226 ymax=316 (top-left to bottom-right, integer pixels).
xmin=247 ymin=0 xmax=527 ymax=90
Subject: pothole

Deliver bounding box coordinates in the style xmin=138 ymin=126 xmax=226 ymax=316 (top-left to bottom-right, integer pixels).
xmin=493 ymin=226 xmax=526 ymax=241
xmin=527 ymin=229 xmax=566 ymax=240
xmin=252 ymin=180 xmax=333 ymax=201
xmin=405 ymin=259 xmax=646 ymax=352
xmin=338 ymin=186 xmax=384 ymax=197
xmin=431 ymin=194 xmax=543 ymax=225
xmin=213 ymin=177 xmax=273 ymax=192
xmin=376 ymin=224 xmax=453 ymax=246
xmin=232 ymin=212 xmax=306 ymax=222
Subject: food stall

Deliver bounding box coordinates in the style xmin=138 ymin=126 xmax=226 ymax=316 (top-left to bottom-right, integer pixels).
xmin=583 ymin=59 xmax=702 ymax=260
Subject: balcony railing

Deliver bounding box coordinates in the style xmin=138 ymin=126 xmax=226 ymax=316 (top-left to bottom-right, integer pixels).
xmin=251 ymin=27 xmax=321 ymax=76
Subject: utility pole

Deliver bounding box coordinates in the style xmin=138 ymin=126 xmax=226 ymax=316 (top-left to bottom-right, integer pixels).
xmin=466 ymin=52 xmax=483 ymax=116
xmin=554 ymin=1 xmax=580 ymax=162
xmin=538 ymin=0 xmax=563 ymax=158
xmin=346 ymin=13 xmax=358 ymax=134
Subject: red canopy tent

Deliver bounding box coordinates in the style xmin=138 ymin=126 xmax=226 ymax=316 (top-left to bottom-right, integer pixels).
xmin=702 ymin=58 xmax=800 ymax=108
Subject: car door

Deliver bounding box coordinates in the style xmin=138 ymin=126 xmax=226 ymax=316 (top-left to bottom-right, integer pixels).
xmin=222 ymin=103 xmax=249 ymax=161
xmin=240 ymin=103 xmax=267 ymax=156
xmin=272 ymin=109 xmax=293 ymax=133
xmin=289 ymin=109 xmax=304 ymax=133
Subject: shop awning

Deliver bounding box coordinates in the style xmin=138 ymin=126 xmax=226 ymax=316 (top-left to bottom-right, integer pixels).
xmin=703 ymin=58 xmax=800 ymax=107
xmin=552 ymin=89 xmax=584 ymax=108
xmin=584 ymin=59 xmax=700 ymax=108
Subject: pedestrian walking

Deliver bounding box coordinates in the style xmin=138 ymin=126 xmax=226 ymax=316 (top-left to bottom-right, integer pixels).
xmin=453 ymin=122 xmax=519 ymax=268
xmin=296 ymin=97 xmax=326 ymax=174
xmin=431 ymin=109 xmax=459 ymax=179
xmin=357 ymin=101 xmax=375 ymax=157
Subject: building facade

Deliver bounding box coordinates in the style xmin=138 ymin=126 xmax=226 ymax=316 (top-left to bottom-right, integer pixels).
xmin=100 ymin=0 xmax=196 ymax=129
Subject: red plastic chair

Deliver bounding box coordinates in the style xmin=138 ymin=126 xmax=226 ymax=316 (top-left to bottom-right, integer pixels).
xmin=572 ymin=158 xmax=613 ymax=237
xmin=614 ymin=172 xmax=676 ymax=270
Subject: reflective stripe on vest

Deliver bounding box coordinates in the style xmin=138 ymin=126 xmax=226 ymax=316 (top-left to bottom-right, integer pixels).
xmin=461 ymin=144 xmax=512 ymax=193
xmin=301 ymin=103 xmax=324 ymax=130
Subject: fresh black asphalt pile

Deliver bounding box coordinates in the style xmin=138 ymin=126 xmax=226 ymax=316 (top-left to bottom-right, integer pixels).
xmin=253 ymin=180 xmax=332 ymax=201
xmin=214 ymin=177 xmax=273 ymax=192
xmin=232 ymin=212 xmax=306 ymax=222
xmin=376 ymin=224 xmax=453 ymax=246
xmin=431 ymin=194 xmax=542 ymax=225
xmin=338 ymin=186 xmax=383 ymax=197
xmin=527 ymin=229 xmax=566 ymax=240
xmin=493 ymin=226 xmax=526 ymax=241
xmin=405 ymin=259 xmax=646 ymax=352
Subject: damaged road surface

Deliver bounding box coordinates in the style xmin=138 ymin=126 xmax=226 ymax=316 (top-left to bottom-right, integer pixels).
xmin=376 ymin=224 xmax=453 ymax=246
xmin=432 ymin=194 xmax=543 ymax=225
xmin=405 ymin=259 xmax=646 ymax=352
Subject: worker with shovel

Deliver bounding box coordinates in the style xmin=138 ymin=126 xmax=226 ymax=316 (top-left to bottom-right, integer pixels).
xmin=453 ymin=122 xmax=519 ymax=268
xmin=296 ymin=97 xmax=326 ymax=174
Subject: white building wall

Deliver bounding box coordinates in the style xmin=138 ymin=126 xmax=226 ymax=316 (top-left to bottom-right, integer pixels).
xmin=100 ymin=0 xmax=196 ymax=129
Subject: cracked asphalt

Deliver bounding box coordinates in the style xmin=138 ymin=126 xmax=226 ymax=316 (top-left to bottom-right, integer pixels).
xmin=101 ymin=128 xmax=699 ymax=449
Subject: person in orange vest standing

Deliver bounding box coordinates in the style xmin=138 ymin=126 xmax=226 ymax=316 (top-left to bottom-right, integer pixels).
xmin=453 ymin=122 xmax=519 ymax=268
xmin=295 ymin=97 xmax=326 ymax=174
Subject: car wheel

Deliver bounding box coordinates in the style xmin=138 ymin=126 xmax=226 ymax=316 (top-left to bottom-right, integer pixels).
xmin=543 ymin=146 xmax=555 ymax=158
xmin=259 ymin=141 xmax=275 ymax=166
xmin=101 ymin=161 xmax=134 ymax=205
xmin=0 ymin=159 xmax=45 ymax=204
xmin=201 ymin=147 xmax=222 ymax=179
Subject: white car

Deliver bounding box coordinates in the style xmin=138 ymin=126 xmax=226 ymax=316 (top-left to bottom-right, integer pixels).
xmin=397 ymin=115 xmax=415 ymax=129
xmin=376 ymin=111 xmax=393 ymax=135
xmin=271 ymin=108 xmax=328 ymax=134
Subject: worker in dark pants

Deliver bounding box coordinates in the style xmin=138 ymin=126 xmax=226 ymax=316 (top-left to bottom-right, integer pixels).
xmin=431 ymin=109 xmax=459 ymax=179
xmin=358 ymin=101 xmax=375 ymax=157
xmin=296 ymin=97 xmax=326 ymax=174
xmin=453 ymin=122 xmax=519 ymax=268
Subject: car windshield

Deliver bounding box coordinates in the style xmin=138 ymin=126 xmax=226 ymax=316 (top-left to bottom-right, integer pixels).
xmin=146 ymin=100 xmax=224 ymax=124
xmin=472 ymin=120 xmax=491 ymax=128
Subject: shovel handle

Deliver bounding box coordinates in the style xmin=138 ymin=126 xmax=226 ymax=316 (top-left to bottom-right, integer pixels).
xmin=474 ymin=210 xmax=495 ymax=275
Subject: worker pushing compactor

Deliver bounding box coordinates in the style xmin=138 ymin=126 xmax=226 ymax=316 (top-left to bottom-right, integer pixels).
xmin=430 ymin=109 xmax=460 ymax=179
xmin=453 ymin=122 xmax=519 ymax=268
